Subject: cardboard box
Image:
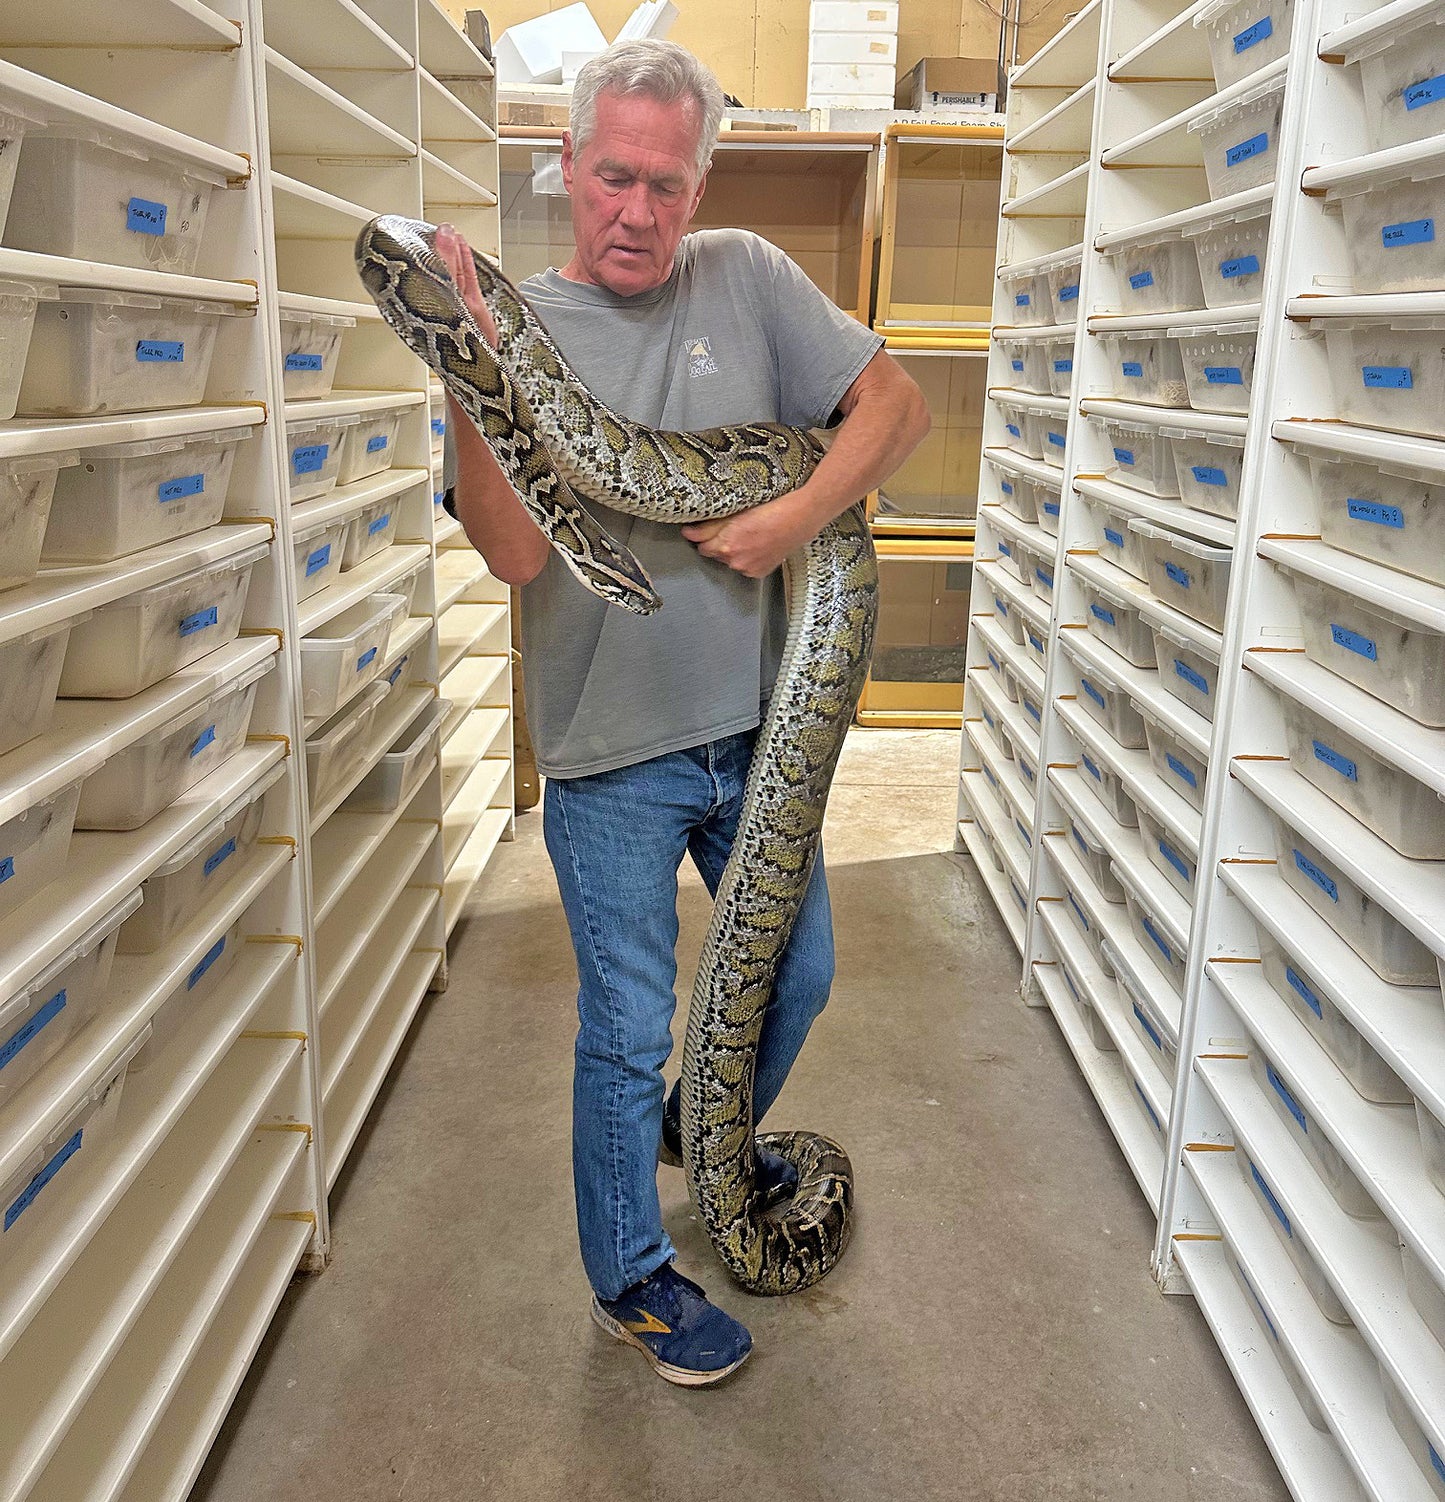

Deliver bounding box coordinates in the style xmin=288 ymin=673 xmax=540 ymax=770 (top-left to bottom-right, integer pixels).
xmin=810 ymin=31 xmax=898 ymax=65
xmin=895 ymin=56 xmax=1005 ymax=112
xmin=810 ymin=1 xmax=899 ymax=32
xmin=808 ymin=61 xmax=896 ymax=96
xmin=494 ymin=3 xmax=606 ymax=85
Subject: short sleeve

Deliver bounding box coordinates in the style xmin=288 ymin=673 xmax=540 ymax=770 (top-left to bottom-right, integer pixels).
xmin=761 ymin=240 xmax=884 ymax=430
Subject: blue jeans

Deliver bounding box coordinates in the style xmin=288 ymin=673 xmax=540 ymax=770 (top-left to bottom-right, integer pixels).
xmin=543 ymin=729 xmax=834 ymax=1300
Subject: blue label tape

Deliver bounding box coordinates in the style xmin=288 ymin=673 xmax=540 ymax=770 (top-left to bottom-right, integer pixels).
xmin=995 ymin=599 xmax=1009 ymax=617
xmin=1165 ymin=560 xmax=1192 ymax=588
xmin=1430 ymin=1444 xmax=1445 ymax=1485
xmin=1142 ymin=916 xmax=1174 ymax=963
xmin=190 ymin=723 xmax=216 ymax=757
xmin=1220 ymin=255 xmax=1261 ymax=280
xmin=1121 ymin=361 xmax=1144 ymax=378
xmin=1267 ymin=1061 xmax=1308 ymax=1132
xmin=999 ymin=540 xmax=1013 ymax=557
xmin=1023 ymin=698 xmax=1041 ymax=723
xmin=431 ymin=417 xmax=446 ymax=436
xmin=1090 ymin=602 xmax=1116 ymax=627
xmin=1234 ymin=14 xmax=1272 ymax=51
xmin=6 ymin=1128 xmax=83 ymax=1232
xmin=1294 ymin=848 xmax=1338 ymax=901
xmin=179 ymin=605 xmax=218 ymax=637
xmin=1135 ymin=1082 xmax=1162 ymax=1133
xmin=1175 ymin=659 xmax=1209 ymax=695
xmin=1081 ymin=754 xmax=1101 ymax=783
xmin=1072 ymin=827 xmax=1090 ymax=858
xmin=1158 ymin=839 xmax=1190 ymax=882
xmin=1204 ymin=365 xmax=1243 ymax=385
xmin=292 ymin=443 xmax=328 ymax=474
xmin=1129 ymin=270 xmax=1155 ymax=290
xmin=136 ymin=339 xmax=184 ymax=363
xmin=1112 ymin=447 xmax=1136 ymax=467
xmin=987 ymin=651 xmax=1002 ymax=672
xmin=1104 ymin=525 xmax=1125 ymax=548
xmin=0 ymin=856 xmax=12 ymax=885
xmin=1044 ymin=500 xmax=1061 ymax=517
xmin=1285 ymin=964 xmax=1324 ymax=1020
xmin=1081 ymin=677 xmax=1106 ymax=709
xmin=367 ymin=433 xmax=389 ymax=453
xmin=1035 ymin=566 xmax=1054 ymax=589
xmin=1028 ymin=632 xmax=1044 ymax=654
xmin=305 ymin=544 xmax=332 ymax=577
xmin=1405 ymin=73 xmax=1445 ymax=110
xmin=286 ymin=352 xmax=324 ymax=371
xmin=1132 ymin=1001 xmax=1163 ymax=1051
xmin=203 ymin=837 xmax=237 ymax=878
xmin=127 ymin=196 xmax=167 ymax=235
xmin=1000 ymin=480 xmax=1014 ymax=496
xmin=1330 ymin=622 xmax=1377 ymax=660
xmin=1250 ymin=1162 xmax=1292 ymax=1237
xmin=357 ymin=645 xmax=378 ymax=673
xmin=1015 ymin=818 xmax=1032 ymax=848
xmin=1048 ymin=431 xmax=1066 ymax=448
xmin=188 ymin=935 xmax=227 ymax=990
xmin=1312 ymin=738 xmax=1357 ymax=781
xmin=388 ymin=654 xmax=409 ymax=687
xmin=1383 ymin=217 xmax=1434 ymax=247
xmin=1363 ymin=364 xmax=1413 ymax=388
xmin=1191 ymin=464 xmax=1228 ymax=487
xmin=1166 ymin=752 xmax=1198 ymax=789
xmin=0 ymin=990 xmax=66 ymax=1072
xmin=368 ymin=513 xmax=391 ymax=536
xmin=1058 ymin=284 xmax=1079 ymax=302
xmin=158 ymin=472 xmax=204 ymax=503
xmin=1226 ymin=132 xmax=1269 ymax=166
xmin=1053 ymin=359 xmax=1073 ymax=373
xmin=1068 ymin=893 xmax=1090 ymax=931
xmin=1006 ymin=423 xmax=1021 ymax=438
xmin=1346 ymin=497 xmax=1404 ymax=528
xmin=1011 ymin=359 xmax=1025 ymax=373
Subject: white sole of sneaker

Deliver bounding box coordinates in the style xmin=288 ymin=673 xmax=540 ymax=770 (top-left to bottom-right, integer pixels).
xmin=589 ymin=1298 xmax=751 ymax=1387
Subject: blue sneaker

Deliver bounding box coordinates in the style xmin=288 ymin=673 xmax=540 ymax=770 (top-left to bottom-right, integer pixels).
xmin=591 ymin=1263 xmax=752 ymax=1386
xmin=659 ymin=1082 xmax=799 ymax=1209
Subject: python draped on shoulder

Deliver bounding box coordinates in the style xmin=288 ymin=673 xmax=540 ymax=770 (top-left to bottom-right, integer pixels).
xmin=356 ymin=215 xmax=876 ymax=1296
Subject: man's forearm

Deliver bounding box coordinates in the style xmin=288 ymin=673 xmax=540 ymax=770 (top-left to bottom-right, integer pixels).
xmin=449 ymin=397 xmax=551 ymax=586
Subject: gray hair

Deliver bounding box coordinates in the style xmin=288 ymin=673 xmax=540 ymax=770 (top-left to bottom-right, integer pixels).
xmin=570 ymin=40 xmax=725 ymax=178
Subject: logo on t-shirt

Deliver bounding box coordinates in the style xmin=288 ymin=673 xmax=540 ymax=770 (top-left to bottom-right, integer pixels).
xmin=684 ymin=336 xmax=719 ymax=378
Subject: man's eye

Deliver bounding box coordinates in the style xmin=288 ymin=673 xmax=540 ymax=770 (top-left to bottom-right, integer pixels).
xmin=601 ymin=175 xmax=628 ymax=188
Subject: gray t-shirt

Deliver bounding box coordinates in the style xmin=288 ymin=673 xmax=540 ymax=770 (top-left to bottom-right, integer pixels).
xmin=515 ymin=227 xmax=882 ymax=779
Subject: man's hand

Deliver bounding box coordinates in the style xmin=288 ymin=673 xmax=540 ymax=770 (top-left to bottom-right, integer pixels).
xmin=434 ymin=222 xmax=500 ymax=349
xmin=681 ymin=492 xmax=821 ymax=579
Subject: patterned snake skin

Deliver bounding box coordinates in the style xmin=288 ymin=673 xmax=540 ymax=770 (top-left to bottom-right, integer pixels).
xmin=357 ymin=216 xmax=877 ymax=1295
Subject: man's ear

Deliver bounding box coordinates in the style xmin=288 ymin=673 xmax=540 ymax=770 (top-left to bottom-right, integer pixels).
xmin=561 ymin=130 xmax=575 ymax=193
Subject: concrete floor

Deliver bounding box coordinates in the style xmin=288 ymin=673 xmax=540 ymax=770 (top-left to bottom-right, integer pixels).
xmin=193 ymin=729 xmax=1289 ymax=1502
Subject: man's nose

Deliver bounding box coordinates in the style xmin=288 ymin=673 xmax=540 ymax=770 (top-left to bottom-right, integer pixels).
xmin=617 ymin=182 xmax=654 ymax=229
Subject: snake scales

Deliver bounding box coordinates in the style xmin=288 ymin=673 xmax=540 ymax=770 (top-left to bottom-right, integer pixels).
xmin=357 ymin=216 xmax=877 ymax=1296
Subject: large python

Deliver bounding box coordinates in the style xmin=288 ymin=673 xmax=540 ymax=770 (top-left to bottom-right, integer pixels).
xmin=356 ymin=216 xmax=877 ymax=1295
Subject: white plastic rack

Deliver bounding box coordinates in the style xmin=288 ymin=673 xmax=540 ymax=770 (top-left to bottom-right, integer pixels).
xmin=0 ymin=2 xmax=508 ymax=1495
xmin=958 ymin=0 xmax=1445 ymax=1492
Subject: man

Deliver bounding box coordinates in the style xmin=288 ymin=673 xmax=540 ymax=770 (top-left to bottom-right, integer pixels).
xmin=439 ymin=39 xmax=928 ymax=1386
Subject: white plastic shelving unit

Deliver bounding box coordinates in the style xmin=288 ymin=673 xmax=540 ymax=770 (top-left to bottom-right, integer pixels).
xmin=0 ymin=1 xmax=510 ymax=1494
xmin=958 ymin=0 xmax=1445 ymax=1493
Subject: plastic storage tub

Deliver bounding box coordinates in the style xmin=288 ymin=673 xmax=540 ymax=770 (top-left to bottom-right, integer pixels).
xmin=1186 ymin=202 xmax=1272 ymax=309
xmin=1228 ymin=1256 xmax=1330 ymax=1432
xmin=1359 ymin=16 xmax=1445 ymax=153
xmin=346 ymin=696 xmax=446 ymax=814
xmin=17 ymin=289 xmax=243 ymax=417
xmin=278 ymin=309 xmax=354 ymax=399
xmin=1169 ymin=428 xmax=1246 ymax=518
xmin=1083 ymin=492 xmax=1151 ymax=581
xmin=1024 ymin=543 xmax=1056 ymax=605
xmin=997 ymin=336 xmax=1050 ymax=394
xmin=1117 ymin=862 xmax=1187 ymax=993
xmin=0 ymin=1028 xmax=141 ymax=1273
xmin=1041 ymin=246 xmax=1085 ymax=324
xmin=994 ymin=534 xmax=1031 ymax=588
xmin=998 ymin=266 xmax=1049 ymax=326
xmin=1190 ymin=74 xmax=1288 ymax=199
xmin=41 ymin=428 xmax=246 ymax=565
xmin=0 ymin=779 xmax=82 ymax=924
xmin=1139 ymin=804 xmax=1197 ymax=899
xmin=1023 ymin=406 xmax=1069 ymax=468
xmin=1097 ymin=415 xmax=1179 ymax=497
xmin=1173 ymin=320 xmax=1258 ymax=415
xmin=1115 ymin=952 xmax=1179 ymax=1083
xmin=1075 ymin=571 xmax=1156 ymax=667
xmin=6 ymin=133 xmax=222 ymax=275
xmin=1143 ymin=705 xmax=1209 ymax=810
xmin=1291 ymin=569 xmax=1445 ymax=726
xmin=284 ymin=412 xmax=357 ymax=504
xmin=132 ymin=915 xmax=245 ymax=1071
xmin=1036 ymin=481 xmax=1063 ymax=536
xmin=0 ymin=617 xmax=75 ymax=760
xmin=1098 ymin=330 xmax=1191 ymax=407
xmin=1319 ymin=317 xmax=1445 ymax=439
xmin=995 ymin=399 xmax=1044 ymax=460
xmin=1063 ymin=879 xmax=1116 ymax=978
xmin=337 ymin=410 xmax=402 ymax=485
xmin=1074 ymin=731 xmax=1140 ymax=826
xmin=0 ymin=107 xmax=40 ymax=241
xmin=1307 ymin=452 xmax=1445 ymax=587
xmin=1257 ymin=925 xmax=1410 ymax=1103
xmin=991 ymin=586 xmax=1025 ymax=644
xmin=991 ymin=461 xmax=1038 ymax=523
xmin=1067 ymin=815 xmax=1126 ymax=901
xmin=1044 ymin=339 xmax=1074 ymax=398
xmin=1334 ymin=163 xmax=1445 ymax=295
xmin=1250 ymin=1042 xmax=1387 ymax=1219
xmin=1279 ymin=690 xmax=1445 ymax=858
xmin=1196 ymin=0 xmax=1294 ymax=91
xmin=1131 ymin=520 xmax=1232 ymax=630
xmin=0 ymin=281 xmax=55 ymax=422
xmin=75 ymin=656 xmax=270 ymax=831
xmin=1269 ymin=806 xmax=1438 ymax=983
xmin=1239 ymin=1150 xmax=1352 ymax=1327
xmin=1016 ymin=674 xmax=1045 ymax=735
xmin=300 ymin=592 xmax=404 ymax=723
xmin=58 ymin=542 xmax=265 ymax=699
xmin=1023 ymin=619 xmax=1048 ymax=671
xmin=0 ymin=453 xmax=78 ymax=592
xmin=306 ymin=679 xmax=388 ymax=813
xmin=118 ymin=775 xmax=273 ymax=954
xmin=1151 ymin=622 xmax=1220 ymax=720
xmin=0 ymin=889 xmax=140 ymax=1105
xmin=1099 ymin=240 xmax=1204 ymax=317
xmin=342 ymin=495 xmax=400 ymax=568
xmin=1401 ymin=1240 xmax=1445 ymax=1355
xmin=1065 ymin=642 xmax=1148 ymax=748
xmin=1379 ymin=1362 xmax=1445 ymax=1502
xmin=292 ymin=515 xmax=348 ymax=603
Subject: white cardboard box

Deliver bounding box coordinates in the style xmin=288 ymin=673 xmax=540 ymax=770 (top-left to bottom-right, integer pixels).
xmin=808 ymin=61 xmax=896 ymax=96
xmin=810 ymin=0 xmax=899 ymax=31
xmin=810 ymin=31 xmax=898 ymax=65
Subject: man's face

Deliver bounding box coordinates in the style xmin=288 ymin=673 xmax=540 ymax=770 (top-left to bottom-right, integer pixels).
xmin=560 ymin=89 xmax=709 ymax=296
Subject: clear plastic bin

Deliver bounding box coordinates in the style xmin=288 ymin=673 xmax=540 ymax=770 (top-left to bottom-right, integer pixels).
xmin=1075 ymin=735 xmax=1140 ymax=826
xmin=996 ymin=400 xmax=1044 ymax=460
xmin=998 ymin=266 xmax=1049 ymax=326
xmin=1196 ymin=0 xmax=1294 ymax=91
xmin=1151 ymin=622 xmax=1220 ymax=721
xmin=1249 ymin=1042 xmax=1386 ymax=1219
xmin=344 ymin=695 xmax=444 ymax=815
xmin=1113 ymin=951 xmax=1179 ymax=1083
xmin=1098 ymin=330 xmax=1191 ymax=407
xmin=1319 ymin=317 xmax=1445 ymax=439
xmin=1132 ymin=1071 xmax=1166 ymax=1141
xmin=1279 ymin=690 xmax=1445 ymax=858
xmin=1098 ymin=415 xmax=1179 ymax=497
xmin=1291 ymin=570 xmax=1445 ymax=727
xmin=1239 ymin=1151 xmax=1352 ymax=1327
xmin=1044 ymin=339 xmax=1074 ymax=398
xmin=991 ymin=462 xmax=1038 ymax=523
xmin=0 ymin=887 xmax=139 ymax=1106
xmin=337 ymin=410 xmax=402 ymax=485
xmin=1379 ymin=1360 xmax=1445 ymax=1502
xmin=1142 ymin=705 xmax=1209 ymax=811
xmin=1421 ymin=1094 xmax=1445 ymax=1196
xmin=1024 ymin=407 xmax=1069 ymax=469
xmin=1015 ymin=743 xmax=1040 ymax=794
xmin=1173 ymin=320 xmax=1258 ymax=415
xmin=1037 ymin=482 xmax=1063 ymax=536
xmin=1117 ymin=863 xmax=1187 ymax=993
xmin=1067 ymin=815 xmax=1125 ymax=901
xmin=1169 ymin=428 xmax=1246 ymax=518
xmin=1269 ymin=806 xmax=1438 ymax=983
xmin=1227 ymin=1256 xmax=1330 ymax=1432
xmin=41 ymin=428 xmax=246 ymax=565
xmin=0 ymin=780 xmax=82 ymax=924
xmin=1100 ymin=240 xmax=1204 ymax=317
xmin=306 ymin=679 xmax=388 ymax=813
xmin=1065 ymin=643 xmax=1147 ymax=748
xmin=1257 ymin=925 xmax=1410 ymax=1103
xmin=991 ymin=586 xmax=1025 ymax=644
xmin=132 ymin=915 xmax=245 ymax=1072
xmin=1063 ymin=881 xmax=1115 ymax=977
xmin=994 ymin=535 xmax=1031 ymax=587
xmin=342 ymin=495 xmax=400 ymax=568
xmin=284 ymin=412 xmax=358 ymax=504
xmin=997 ymin=337 xmax=1050 ymax=394
xmin=1041 ymin=246 xmax=1085 ymax=324
xmin=1138 ymin=804 xmax=1197 ymax=899
xmin=1400 ymin=1239 xmax=1445 ymax=1354
xmin=300 ymin=591 xmax=404 ymax=723
xmin=118 ymin=774 xmax=273 ymax=954
xmin=0 ymin=281 xmax=56 ymax=423
xmin=1334 ymin=165 xmax=1445 ymax=295
xmin=0 ymin=609 xmax=71 ymax=757
xmin=1190 ymin=74 xmax=1287 ymax=199
xmin=0 ymin=453 xmax=75 ymax=594
xmin=75 ymin=656 xmax=270 ymax=832
xmin=1024 ymin=543 xmax=1056 ymax=605
xmin=0 ymin=108 xmax=40 ymax=242
xmin=1307 ymin=452 xmax=1445 ymax=588
xmin=16 ymin=289 xmax=243 ymax=417
xmin=1076 ymin=573 xmax=1157 ymax=667
xmin=1083 ymin=492 xmax=1151 ymax=581
xmin=1131 ymin=519 xmax=1232 ymax=630
xmin=381 ymin=637 xmax=419 ymax=697
xmin=1023 ymin=620 xmax=1048 ymax=671
xmin=430 ymin=393 xmax=446 ymax=458
xmin=1359 ymin=17 xmax=1445 ymax=154
xmin=292 ymin=516 xmax=348 ymax=603
xmin=1016 ymin=676 xmax=1045 ymax=734
xmin=1186 ymin=204 xmax=1272 ymax=309
xmin=58 ymin=542 xmax=265 ymax=699
xmin=6 ymin=133 xmax=222 ymax=275
xmin=0 ymin=1026 xmax=142 ymax=1272
xmin=278 ymin=310 xmax=354 ymax=400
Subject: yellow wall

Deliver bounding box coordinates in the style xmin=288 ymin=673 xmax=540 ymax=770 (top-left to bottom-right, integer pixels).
xmin=449 ymin=0 xmax=1077 ymax=109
